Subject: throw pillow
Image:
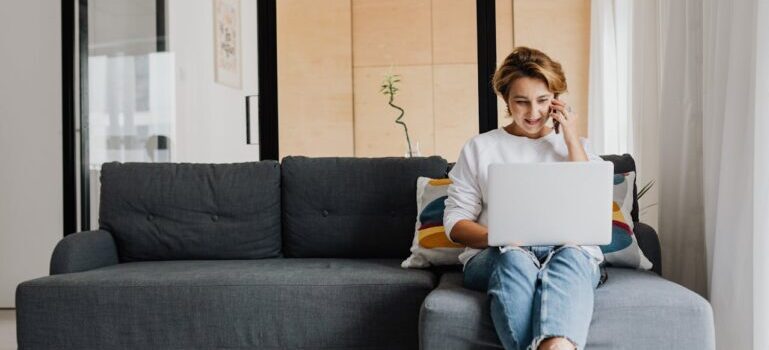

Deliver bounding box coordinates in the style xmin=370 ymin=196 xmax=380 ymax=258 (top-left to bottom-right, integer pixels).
xmin=601 ymin=172 xmax=654 ymax=270
xmin=401 ymin=177 xmax=464 ymax=268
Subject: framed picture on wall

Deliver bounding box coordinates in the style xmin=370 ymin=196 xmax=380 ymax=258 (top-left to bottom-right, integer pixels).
xmin=213 ymin=0 xmax=241 ymax=88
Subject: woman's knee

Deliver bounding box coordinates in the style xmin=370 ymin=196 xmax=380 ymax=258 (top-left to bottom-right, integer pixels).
xmin=547 ymin=245 xmax=599 ymax=279
xmin=552 ymin=245 xmax=593 ymax=262
xmin=494 ymin=248 xmax=539 ymax=275
xmin=463 ymin=248 xmax=501 ymax=291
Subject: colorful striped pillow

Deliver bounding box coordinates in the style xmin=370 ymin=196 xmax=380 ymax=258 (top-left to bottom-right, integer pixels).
xmin=401 ymin=177 xmax=464 ymax=268
xmin=601 ymin=172 xmax=653 ymax=270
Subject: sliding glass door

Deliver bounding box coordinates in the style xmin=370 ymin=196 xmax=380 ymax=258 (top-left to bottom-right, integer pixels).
xmin=73 ymin=0 xmax=260 ymax=230
xmin=78 ymin=0 xmax=173 ymax=229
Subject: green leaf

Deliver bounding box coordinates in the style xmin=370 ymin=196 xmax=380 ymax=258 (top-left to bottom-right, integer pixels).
xmin=637 ymin=179 xmax=655 ymax=199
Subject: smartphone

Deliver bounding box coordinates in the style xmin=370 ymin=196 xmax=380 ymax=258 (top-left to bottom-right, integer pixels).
xmin=549 ymin=105 xmax=561 ymax=134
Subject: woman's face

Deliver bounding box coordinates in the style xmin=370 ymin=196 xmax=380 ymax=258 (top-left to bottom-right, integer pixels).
xmin=506 ymin=77 xmax=554 ymax=138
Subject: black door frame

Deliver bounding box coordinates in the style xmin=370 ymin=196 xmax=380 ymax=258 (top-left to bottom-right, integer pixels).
xmin=257 ymin=0 xmax=279 ymax=161
xmin=61 ymin=0 xmax=500 ymax=235
xmin=77 ymin=0 xmax=90 ymax=233
xmin=476 ymin=0 xmax=499 ymax=133
xmin=62 ymin=0 xmax=76 ymax=235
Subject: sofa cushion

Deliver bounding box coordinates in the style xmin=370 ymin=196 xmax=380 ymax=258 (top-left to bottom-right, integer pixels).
xmin=600 ymin=154 xmax=640 ymax=222
xmin=17 ymin=259 xmax=436 ymax=350
xmin=99 ymin=161 xmax=281 ymax=262
xmin=419 ymin=269 xmax=714 ymax=350
xmin=281 ymin=156 xmax=448 ymax=258
xmin=602 ymin=171 xmax=654 ymax=270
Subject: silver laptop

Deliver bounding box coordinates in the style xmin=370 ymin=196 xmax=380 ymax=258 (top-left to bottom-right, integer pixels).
xmin=487 ymin=162 xmax=614 ymax=247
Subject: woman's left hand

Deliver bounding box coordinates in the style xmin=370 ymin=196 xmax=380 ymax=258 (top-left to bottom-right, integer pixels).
xmin=550 ymin=99 xmax=589 ymax=161
xmin=549 ymin=99 xmax=579 ymax=141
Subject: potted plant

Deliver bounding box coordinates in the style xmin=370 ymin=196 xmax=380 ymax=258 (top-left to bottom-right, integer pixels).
xmin=380 ymin=73 xmax=417 ymax=157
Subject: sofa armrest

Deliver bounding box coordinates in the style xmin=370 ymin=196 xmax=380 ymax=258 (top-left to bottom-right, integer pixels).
xmin=50 ymin=230 xmax=119 ymax=275
xmin=634 ymin=222 xmax=662 ymax=275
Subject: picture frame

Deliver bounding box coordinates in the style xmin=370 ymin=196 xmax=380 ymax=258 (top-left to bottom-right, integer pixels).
xmin=213 ymin=0 xmax=241 ymax=88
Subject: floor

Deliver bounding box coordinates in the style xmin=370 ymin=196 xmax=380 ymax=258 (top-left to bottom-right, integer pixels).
xmin=0 ymin=310 xmax=15 ymax=350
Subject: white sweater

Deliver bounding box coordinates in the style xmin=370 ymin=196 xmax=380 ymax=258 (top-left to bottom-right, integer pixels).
xmin=444 ymin=127 xmax=605 ymax=267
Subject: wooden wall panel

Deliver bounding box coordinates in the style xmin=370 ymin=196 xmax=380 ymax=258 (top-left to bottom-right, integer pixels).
xmin=277 ymin=0 xmax=354 ymax=157
xmin=432 ymin=0 xmax=479 ymax=161
xmin=352 ymin=0 xmax=432 ymax=67
xmin=432 ymin=0 xmax=477 ymax=64
xmin=434 ymin=64 xmax=478 ymax=162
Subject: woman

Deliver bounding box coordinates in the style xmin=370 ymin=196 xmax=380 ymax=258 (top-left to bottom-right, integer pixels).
xmin=444 ymin=47 xmax=603 ymax=350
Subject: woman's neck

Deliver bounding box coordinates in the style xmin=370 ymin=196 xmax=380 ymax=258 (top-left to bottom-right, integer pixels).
xmin=504 ymin=123 xmax=553 ymax=139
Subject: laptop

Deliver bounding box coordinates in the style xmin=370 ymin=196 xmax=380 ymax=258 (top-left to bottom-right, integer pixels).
xmin=487 ymin=162 xmax=614 ymax=247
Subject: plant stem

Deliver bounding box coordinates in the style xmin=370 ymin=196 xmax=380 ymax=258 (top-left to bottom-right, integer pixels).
xmin=388 ymin=90 xmax=413 ymax=157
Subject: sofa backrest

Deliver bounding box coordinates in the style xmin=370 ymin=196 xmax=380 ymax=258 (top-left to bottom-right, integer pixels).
xmin=281 ymin=156 xmax=448 ymax=259
xmin=99 ymin=161 xmax=282 ymax=262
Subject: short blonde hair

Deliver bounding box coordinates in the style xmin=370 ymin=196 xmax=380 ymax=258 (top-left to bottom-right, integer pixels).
xmin=492 ymin=47 xmax=567 ymax=101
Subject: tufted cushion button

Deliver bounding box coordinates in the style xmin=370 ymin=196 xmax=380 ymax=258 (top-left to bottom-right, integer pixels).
xmin=322 ymin=210 xmax=329 ymax=217
xmin=147 ymin=214 xmax=154 ymax=221
xmin=390 ymin=210 xmax=396 ymax=217
xmin=211 ymin=215 xmax=219 ymax=222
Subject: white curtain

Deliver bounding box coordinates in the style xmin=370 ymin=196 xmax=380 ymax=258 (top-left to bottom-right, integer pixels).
xmin=587 ymin=0 xmax=632 ymax=156
xmin=753 ymin=2 xmax=769 ymax=348
xmin=590 ymin=0 xmax=769 ymax=348
xmin=656 ymin=0 xmax=708 ymax=298
xmin=700 ymin=0 xmax=769 ymax=348
xmin=626 ymin=0 xmax=661 ymax=232
xmin=589 ymin=0 xmax=660 ymax=229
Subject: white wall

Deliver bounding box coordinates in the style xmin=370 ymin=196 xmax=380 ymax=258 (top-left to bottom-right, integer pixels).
xmin=0 ymin=0 xmax=64 ymax=307
xmin=168 ymin=0 xmax=260 ymax=163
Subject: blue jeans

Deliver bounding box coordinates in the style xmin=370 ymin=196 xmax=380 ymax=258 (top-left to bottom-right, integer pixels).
xmin=463 ymin=246 xmax=601 ymax=350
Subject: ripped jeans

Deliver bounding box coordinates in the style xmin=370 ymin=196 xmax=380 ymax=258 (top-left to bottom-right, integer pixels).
xmin=463 ymin=246 xmax=601 ymax=350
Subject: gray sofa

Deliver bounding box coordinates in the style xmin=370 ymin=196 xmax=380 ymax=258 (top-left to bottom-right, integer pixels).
xmin=16 ymin=155 xmax=714 ymax=349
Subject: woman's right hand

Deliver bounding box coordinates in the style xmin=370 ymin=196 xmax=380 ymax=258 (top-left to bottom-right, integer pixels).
xmin=449 ymin=220 xmax=489 ymax=249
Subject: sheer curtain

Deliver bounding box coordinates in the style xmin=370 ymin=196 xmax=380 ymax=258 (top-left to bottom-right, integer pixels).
xmin=627 ymin=0 xmax=660 ymax=230
xmin=656 ymin=0 xmax=708 ymax=298
xmin=701 ymin=0 xmax=769 ymax=348
xmin=753 ymin=3 xmax=769 ymax=348
xmin=587 ymin=0 xmax=632 ymax=156
xmin=590 ymin=0 xmax=769 ymax=348
xmin=589 ymin=0 xmax=659 ymax=229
